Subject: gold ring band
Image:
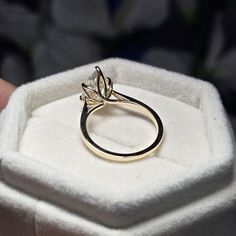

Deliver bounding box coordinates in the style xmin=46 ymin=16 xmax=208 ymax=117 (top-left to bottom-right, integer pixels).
xmin=80 ymin=66 xmax=164 ymax=162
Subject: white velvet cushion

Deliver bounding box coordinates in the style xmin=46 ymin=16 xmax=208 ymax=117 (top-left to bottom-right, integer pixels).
xmin=0 ymin=58 xmax=235 ymax=233
xmin=19 ymin=84 xmax=210 ymax=172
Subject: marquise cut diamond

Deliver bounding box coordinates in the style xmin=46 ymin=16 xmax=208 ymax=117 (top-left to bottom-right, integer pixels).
xmin=80 ymin=70 xmax=98 ymax=101
xmin=85 ymin=71 xmax=97 ymax=89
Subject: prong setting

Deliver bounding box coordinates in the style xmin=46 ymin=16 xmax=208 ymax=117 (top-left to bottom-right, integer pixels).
xmin=80 ymin=66 xmax=113 ymax=104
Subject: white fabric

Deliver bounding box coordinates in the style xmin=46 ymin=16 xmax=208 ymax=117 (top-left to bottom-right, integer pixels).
xmin=0 ymin=58 xmax=235 ymax=235
xmin=0 ymin=180 xmax=236 ymax=236
xmin=19 ymin=84 xmax=210 ymax=168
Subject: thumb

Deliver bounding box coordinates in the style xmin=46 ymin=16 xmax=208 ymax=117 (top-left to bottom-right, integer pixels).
xmin=0 ymin=79 xmax=16 ymax=111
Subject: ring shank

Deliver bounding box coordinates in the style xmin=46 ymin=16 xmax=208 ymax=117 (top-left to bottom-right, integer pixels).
xmin=80 ymin=91 xmax=164 ymax=162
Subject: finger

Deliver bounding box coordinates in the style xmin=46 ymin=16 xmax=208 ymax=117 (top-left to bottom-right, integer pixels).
xmin=0 ymin=79 xmax=16 ymax=111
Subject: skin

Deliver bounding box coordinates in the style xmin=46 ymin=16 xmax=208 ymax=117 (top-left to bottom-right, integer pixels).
xmin=0 ymin=79 xmax=16 ymax=112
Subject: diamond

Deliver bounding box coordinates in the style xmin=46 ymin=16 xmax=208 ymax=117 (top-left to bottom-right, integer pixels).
xmin=85 ymin=71 xmax=97 ymax=89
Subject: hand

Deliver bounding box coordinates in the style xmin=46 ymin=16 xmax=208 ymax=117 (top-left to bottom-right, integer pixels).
xmin=0 ymin=79 xmax=16 ymax=112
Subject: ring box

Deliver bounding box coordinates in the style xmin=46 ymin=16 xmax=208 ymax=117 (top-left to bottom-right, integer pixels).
xmin=0 ymin=58 xmax=235 ymax=235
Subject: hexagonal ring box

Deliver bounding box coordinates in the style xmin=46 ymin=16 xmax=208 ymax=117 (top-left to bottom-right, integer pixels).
xmin=0 ymin=58 xmax=235 ymax=235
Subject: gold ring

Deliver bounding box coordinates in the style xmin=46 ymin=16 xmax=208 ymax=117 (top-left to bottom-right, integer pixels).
xmin=80 ymin=66 xmax=164 ymax=162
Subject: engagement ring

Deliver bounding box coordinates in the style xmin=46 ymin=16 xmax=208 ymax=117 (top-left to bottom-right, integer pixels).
xmin=80 ymin=66 xmax=164 ymax=162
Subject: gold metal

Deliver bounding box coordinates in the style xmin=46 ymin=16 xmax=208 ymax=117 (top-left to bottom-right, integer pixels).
xmin=80 ymin=66 xmax=164 ymax=162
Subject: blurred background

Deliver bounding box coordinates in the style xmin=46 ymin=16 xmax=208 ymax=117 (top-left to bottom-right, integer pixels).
xmin=0 ymin=0 xmax=235 ymax=134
